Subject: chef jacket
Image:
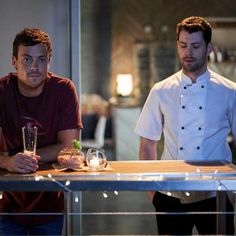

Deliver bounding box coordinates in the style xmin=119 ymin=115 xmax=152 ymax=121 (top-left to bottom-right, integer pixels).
xmin=135 ymin=69 xmax=236 ymax=203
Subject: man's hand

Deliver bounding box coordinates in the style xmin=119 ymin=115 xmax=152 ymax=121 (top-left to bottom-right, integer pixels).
xmin=147 ymin=191 xmax=156 ymax=201
xmin=6 ymin=152 xmax=40 ymax=173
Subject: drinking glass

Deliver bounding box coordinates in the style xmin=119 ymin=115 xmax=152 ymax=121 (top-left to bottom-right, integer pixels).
xmin=86 ymin=148 xmax=107 ymax=171
xmin=22 ymin=126 xmax=38 ymax=155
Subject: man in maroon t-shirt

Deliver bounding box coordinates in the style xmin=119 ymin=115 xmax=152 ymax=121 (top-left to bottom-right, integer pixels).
xmin=0 ymin=28 xmax=82 ymax=235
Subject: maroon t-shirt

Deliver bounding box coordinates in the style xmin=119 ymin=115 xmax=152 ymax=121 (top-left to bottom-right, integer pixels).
xmin=0 ymin=72 xmax=82 ymax=225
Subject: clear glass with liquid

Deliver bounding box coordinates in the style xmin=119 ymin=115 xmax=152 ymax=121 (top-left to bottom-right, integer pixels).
xmin=22 ymin=126 xmax=38 ymax=155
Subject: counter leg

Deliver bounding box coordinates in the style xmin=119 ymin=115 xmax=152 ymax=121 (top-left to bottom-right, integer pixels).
xmin=71 ymin=191 xmax=83 ymax=235
xmin=64 ymin=191 xmax=72 ymax=236
xmin=216 ymin=191 xmax=226 ymax=234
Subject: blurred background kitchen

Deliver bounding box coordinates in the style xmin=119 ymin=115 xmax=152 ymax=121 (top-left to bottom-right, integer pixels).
xmin=1 ymin=0 xmax=236 ymax=235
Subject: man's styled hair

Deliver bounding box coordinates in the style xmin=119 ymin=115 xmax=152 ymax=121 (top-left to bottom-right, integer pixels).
xmin=176 ymin=16 xmax=212 ymax=44
xmin=13 ymin=28 xmax=52 ymax=59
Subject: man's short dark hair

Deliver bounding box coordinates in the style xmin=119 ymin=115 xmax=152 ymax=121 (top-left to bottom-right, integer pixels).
xmin=176 ymin=16 xmax=212 ymax=44
xmin=13 ymin=28 xmax=52 ymax=59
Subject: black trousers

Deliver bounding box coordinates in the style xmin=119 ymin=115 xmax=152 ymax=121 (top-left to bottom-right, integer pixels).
xmin=153 ymin=191 xmax=234 ymax=235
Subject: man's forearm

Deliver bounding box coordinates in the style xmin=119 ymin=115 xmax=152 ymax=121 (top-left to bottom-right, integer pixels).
xmin=37 ymin=143 xmax=66 ymax=163
xmin=140 ymin=137 xmax=157 ymax=160
xmin=139 ymin=137 xmax=158 ymax=200
xmin=37 ymin=128 xmax=80 ymax=163
xmin=0 ymin=153 xmax=11 ymax=170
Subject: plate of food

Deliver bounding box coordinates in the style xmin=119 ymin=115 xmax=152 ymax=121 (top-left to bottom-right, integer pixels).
xmin=54 ymin=139 xmax=85 ymax=171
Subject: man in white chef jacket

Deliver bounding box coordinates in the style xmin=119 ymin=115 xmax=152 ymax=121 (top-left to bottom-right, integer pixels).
xmin=135 ymin=16 xmax=236 ymax=235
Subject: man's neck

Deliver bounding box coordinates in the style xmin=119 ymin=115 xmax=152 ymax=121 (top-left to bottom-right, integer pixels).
xmin=17 ymin=81 xmax=44 ymax=97
xmin=183 ymin=68 xmax=207 ymax=83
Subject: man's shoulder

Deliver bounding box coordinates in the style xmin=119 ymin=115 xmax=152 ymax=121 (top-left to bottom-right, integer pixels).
xmin=0 ymin=73 xmax=17 ymax=88
xmin=47 ymin=72 xmax=74 ymax=88
xmin=0 ymin=72 xmax=16 ymax=81
xmin=46 ymin=72 xmax=76 ymax=97
xmin=47 ymin=72 xmax=70 ymax=83
xmin=209 ymin=69 xmax=236 ymax=89
xmin=152 ymin=71 xmax=181 ymax=90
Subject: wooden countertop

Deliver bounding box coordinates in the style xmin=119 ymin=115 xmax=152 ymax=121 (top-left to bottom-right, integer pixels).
xmin=109 ymin=160 xmax=236 ymax=174
xmin=31 ymin=160 xmax=236 ymax=176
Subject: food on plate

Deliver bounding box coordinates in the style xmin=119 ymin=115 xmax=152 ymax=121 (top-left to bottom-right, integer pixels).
xmin=57 ymin=139 xmax=84 ymax=168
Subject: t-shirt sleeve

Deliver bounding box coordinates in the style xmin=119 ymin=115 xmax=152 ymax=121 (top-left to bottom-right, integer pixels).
xmin=57 ymin=80 xmax=82 ymax=131
xmin=134 ymin=86 xmax=163 ymax=141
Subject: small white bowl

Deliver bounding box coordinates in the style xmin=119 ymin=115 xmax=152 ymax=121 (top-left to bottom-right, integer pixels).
xmin=86 ymin=148 xmax=107 ymax=171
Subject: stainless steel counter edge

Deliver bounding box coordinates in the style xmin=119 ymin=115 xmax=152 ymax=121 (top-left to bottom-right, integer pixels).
xmin=0 ymin=172 xmax=236 ymax=191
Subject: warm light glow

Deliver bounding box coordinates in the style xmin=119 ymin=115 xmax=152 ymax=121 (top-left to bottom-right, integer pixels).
xmin=116 ymin=74 xmax=133 ymax=96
